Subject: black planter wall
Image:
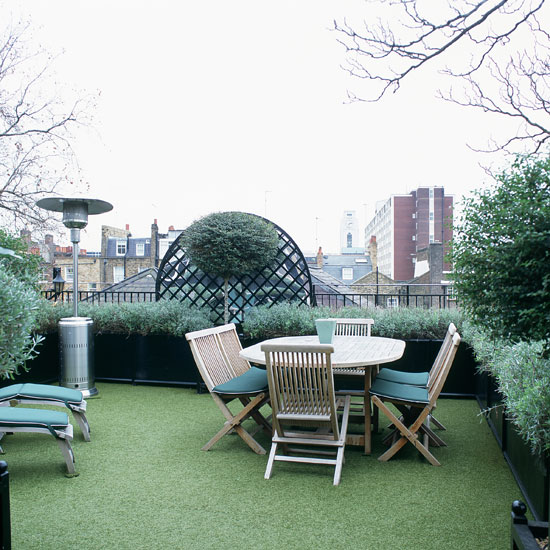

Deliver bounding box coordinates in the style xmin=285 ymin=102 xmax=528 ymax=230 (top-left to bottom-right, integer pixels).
xmin=476 ymin=370 xmax=549 ymax=523
xmin=5 ymin=333 xmax=201 ymax=390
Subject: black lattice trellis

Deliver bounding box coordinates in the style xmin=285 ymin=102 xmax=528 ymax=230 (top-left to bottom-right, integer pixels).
xmin=155 ymin=213 xmax=314 ymax=324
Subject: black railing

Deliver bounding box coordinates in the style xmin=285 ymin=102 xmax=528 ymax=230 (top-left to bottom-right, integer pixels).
xmin=42 ymin=290 xmax=157 ymax=304
xmin=42 ymin=284 xmax=457 ymax=309
xmin=313 ymin=283 xmax=457 ymax=310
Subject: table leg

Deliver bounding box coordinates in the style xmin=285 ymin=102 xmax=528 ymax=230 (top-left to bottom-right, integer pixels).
xmin=364 ymin=366 xmax=372 ymax=455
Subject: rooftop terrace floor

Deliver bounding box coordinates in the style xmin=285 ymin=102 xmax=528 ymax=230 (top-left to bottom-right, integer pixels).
xmin=7 ymin=383 xmax=522 ymax=549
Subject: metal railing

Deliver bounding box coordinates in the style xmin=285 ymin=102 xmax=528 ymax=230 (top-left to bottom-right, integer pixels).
xmin=313 ymin=283 xmax=457 ymax=310
xmin=42 ymin=290 xmax=157 ymax=304
xmin=42 ymin=283 xmax=457 ymax=309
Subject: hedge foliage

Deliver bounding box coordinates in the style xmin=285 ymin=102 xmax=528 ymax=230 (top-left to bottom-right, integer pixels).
xmin=242 ymin=303 xmax=465 ymax=341
xmin=464 ymin=321 xmax=550 ymax=455
xmin=34 ymin=299 xmax=212 ymax=337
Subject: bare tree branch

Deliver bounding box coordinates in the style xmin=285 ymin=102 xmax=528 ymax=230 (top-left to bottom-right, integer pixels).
xmin=334 ymin=0 xmax=550 ymax=154
xmin=0 ymin=19 xmax=95 ymax=235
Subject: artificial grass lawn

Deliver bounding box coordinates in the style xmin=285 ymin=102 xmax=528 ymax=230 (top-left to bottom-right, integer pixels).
xmin=6 ymin=383 xmax=522 ymax=550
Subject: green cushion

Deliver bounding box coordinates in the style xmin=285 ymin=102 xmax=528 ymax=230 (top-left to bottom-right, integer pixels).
xmin=212 ymin=367 xmax=268 ymax=395
xmin=0 ymin=407 xmax=69 ymax=429
xmin=370 ymin=378 xmax=429 ymax=404
xmin=0 ymin=384 xmax=24 ymax=401
xmin=376 ymin=368 xmax=429 ymax=387
xmin=0 ymin=383 xmax=83 ymax=405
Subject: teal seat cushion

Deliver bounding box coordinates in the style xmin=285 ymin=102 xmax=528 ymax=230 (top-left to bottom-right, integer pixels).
xmin=370 ymin=378 xmax=429 ymax=404
xmin=212 ymin=367 xmax=268 ymax=395
xmin=0 ymin=383 xmax=83 ymax=405
xmin=376 ymin=368 xmax=429 ymax=387
xmin=0 ymin=384 xmax=24 ymax=401
xmin=19 ymin=384 xmax=83 ymax=404
xmin=0 ymin=407 xmax=69 ymax=429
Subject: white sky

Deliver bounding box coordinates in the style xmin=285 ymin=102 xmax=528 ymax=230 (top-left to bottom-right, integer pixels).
xmin=5 ymin=0 xmax=514 ymax=254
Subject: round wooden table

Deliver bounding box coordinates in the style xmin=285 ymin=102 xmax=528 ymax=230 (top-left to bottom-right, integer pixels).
xmin=240 ymin=335 xmax=406 ymax=454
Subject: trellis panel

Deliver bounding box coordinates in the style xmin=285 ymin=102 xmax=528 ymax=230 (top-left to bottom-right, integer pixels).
xmin=155 ymin=213 xmax=314 ymax=324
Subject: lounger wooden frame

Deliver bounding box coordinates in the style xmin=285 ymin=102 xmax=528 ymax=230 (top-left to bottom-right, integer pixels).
xmin=371 ymin=332 xmax=461 ymax=466
xmin=262 ymin=343 xmax=351 ymax=486
xmin=186 ymin=324 xmax=271 ymax=455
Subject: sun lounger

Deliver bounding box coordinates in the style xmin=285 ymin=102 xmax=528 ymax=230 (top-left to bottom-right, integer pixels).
xmin=0 ymin=407 xmax=77 ymax=476
xmin=0 ymin=383 xmax=90 ymax=441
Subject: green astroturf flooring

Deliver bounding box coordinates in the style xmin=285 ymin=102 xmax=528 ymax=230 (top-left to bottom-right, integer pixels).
xmin=5 ymin=383 xmax=523 ymax=549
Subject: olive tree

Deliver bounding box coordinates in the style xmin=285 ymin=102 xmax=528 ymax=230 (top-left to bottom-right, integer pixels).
xmin=181 ymin=212 xmax=279 ymax=324
xmin=451 ymin=155 xmax=550 ymax=343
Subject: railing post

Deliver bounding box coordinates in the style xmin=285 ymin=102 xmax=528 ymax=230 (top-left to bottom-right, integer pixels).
xmin=0 ymin=461 xmax=11 ymax=550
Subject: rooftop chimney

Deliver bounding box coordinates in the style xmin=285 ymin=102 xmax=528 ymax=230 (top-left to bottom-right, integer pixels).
xmin=125 ymin=224 xmax=130 ymax=231
xmin=316 ymin=247 xmax=323 ymax=268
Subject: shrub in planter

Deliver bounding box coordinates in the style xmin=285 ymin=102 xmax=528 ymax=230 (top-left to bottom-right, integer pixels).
xmin=30 ymin=300 xmax=213 ymax=385
xmin=241 ymin=302 xmax=465 ymax=341
xmin=33 ymin=300 xmax=212 ymax=336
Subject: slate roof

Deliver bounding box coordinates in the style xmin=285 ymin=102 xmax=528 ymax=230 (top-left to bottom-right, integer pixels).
xmin=89 ymin=268 xmax=158 ymax=302
xmin=106 ymin=237 xmax=152 ymax=258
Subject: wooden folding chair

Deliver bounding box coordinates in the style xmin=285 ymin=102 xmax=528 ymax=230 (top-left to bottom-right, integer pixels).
xmin=327 ymin=318 xmax=375 ymax=425
xmin=185 ymin=324 xmax=271 ymax=455
xmin=330 ymin=318 xmax=375 ymax=376
xmin=376 ymin=323 xmax=457 ymax=432
xmin=262 ymin=343 xmax=351 ymax=486
xmin=369 ymin=332 xmax=461 ymax=466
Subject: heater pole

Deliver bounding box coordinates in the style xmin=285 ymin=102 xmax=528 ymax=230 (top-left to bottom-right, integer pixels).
xmin=71 ymin=228 xmax=80 ymax=318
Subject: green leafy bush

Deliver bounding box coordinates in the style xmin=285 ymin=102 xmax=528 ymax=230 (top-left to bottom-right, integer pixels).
xmin=34 ymin=300 xmax=212 ymax=337
xmin=0 ymin=265 xmax=43 ymax=379
xmin=451 ymin=155 xmax=550 ymax=343
xmin=242 ymin=303 xmax=465 ymax=341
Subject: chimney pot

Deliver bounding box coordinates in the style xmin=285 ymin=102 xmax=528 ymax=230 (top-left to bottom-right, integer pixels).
xmin=316 ymin=247 xmax=323 ymax=268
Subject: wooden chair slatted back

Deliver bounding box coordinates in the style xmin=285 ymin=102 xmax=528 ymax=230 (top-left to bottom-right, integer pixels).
xmin=218 ymin=328 xmax=250 ymax=378
xmin=428 ymin=332 xmax=461 ymax=407
xmin=427 ymin=323 xmax=457 ymax=390
xmin=186 ymin=324 xmax=250 ymax=392
xmin=334 ymin=318 xmax=374 ymax=337
xmin=263 ymin=344 xmax=339 ymax=439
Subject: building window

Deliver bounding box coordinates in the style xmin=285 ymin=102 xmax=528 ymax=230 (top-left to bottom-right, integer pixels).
xmin=347 ymin=232 xmax=352 ymax=248
xmin=387 ymin=297 xmax=399 ymax=308
xmin=342 ymin=268 xmax=354 ymax=281
xmin=136 ymin=242 xmax=145 ymax=256
xmin=88 ymin=283 xmax=98 ymax=291
xmin=64 ymin=266 xmax=74 ymax=282
xmin=116 ymin=240 xmax=127 ymax=256
xmin=113 ymin=266 xmax=124 ymax=283
xmin=412 ymin=235 xmax=416 ymax=241
xmin=158 ymin=239 xmax=174 ymax=258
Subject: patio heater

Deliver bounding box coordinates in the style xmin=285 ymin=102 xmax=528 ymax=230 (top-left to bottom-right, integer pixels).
xmin=36 ymin=197 xmax=113 ymax=397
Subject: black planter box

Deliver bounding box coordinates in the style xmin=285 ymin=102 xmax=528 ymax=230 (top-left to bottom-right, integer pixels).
xmin=511 ymin=501 xmax=548 ymax=550
xmin=9 ymin=332 xmax=201 ymax=390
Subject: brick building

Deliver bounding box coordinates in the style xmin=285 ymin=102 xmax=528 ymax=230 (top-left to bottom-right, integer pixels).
xmin=33 ymin=220 xmax=182 ymax=291
xmin=364 ymin=186 xmax=453 ymax=281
